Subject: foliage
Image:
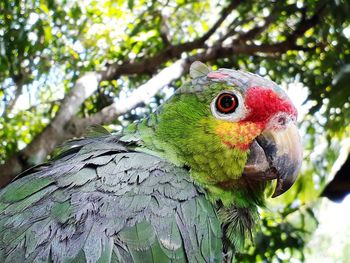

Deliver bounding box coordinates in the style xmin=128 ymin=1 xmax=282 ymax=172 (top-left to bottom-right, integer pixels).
xmin=1 ymin=0 xmax=350 ymax=261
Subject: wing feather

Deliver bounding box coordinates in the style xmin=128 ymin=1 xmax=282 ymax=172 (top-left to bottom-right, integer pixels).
xmin=0 ymin=136 xmax=222 ymax=262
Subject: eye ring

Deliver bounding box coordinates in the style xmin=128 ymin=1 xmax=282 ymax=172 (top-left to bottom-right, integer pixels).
xmin=215 ymin=93 xmax=239 ymax=114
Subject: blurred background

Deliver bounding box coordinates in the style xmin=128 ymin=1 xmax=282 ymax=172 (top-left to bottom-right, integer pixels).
xmin=0 ymin=0 xmax=349 ymax=262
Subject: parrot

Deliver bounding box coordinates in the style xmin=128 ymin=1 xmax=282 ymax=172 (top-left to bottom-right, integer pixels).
xmin=0 ymin=61 xmax=302 ymax=263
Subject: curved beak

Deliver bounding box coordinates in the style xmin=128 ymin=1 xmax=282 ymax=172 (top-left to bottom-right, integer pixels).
xmin=243 ymin=122 xmax=303 ymax=197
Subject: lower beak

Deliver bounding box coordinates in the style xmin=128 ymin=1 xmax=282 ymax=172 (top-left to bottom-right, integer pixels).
xmin=243 ymin=122 xmax=303 ymax=197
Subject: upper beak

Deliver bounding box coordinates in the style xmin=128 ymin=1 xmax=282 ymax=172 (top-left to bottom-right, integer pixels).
xmin=243 ymin=122 xmax=303 ymax=197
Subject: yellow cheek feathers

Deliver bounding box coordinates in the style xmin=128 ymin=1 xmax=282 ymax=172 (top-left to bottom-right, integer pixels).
xmin=214 ymin=121 xmax=263 ymax=150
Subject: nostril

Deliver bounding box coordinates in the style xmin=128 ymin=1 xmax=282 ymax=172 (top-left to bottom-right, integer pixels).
xmin=266 ymin=113 xmax=292 ymax=130
xmin=277 ymin=116 xmax=287 ymax=126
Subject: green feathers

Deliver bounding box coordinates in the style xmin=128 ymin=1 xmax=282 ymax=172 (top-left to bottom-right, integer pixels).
xmin=126 ymin=85 xmax=250 ymax=205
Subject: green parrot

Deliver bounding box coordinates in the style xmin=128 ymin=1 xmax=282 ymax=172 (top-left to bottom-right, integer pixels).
xmin=0 ymin=61 xmax=302 ymax=262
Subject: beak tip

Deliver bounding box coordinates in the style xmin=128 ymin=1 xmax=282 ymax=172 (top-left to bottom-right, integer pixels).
xmin=271 ymin=167 xmax=301 ymax=198
xmin=271 ymin=178 xmax=284 ymax=198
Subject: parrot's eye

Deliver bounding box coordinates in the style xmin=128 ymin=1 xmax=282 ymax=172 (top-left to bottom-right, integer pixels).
xmin=215 ymin=93 xmax=238 ymax=114
xmin=211 ymin=90 xmax=245 ymax=121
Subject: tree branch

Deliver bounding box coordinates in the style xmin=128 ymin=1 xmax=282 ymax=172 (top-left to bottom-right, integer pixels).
xmin=1 ymin=75 xmax=24 ymax=117
xmin=233 ymin=10 xmax=279 ymax=44
xmin=159 ymin=12 xmax=171 ymax=47
xmin=0 ymin=72 xmax=102 ymax=186
xmin=100 ymin=0 xmax=242 ymax=81
xmin=65 ymin=59 xmax=188 ymax=136
xmin=286 ymin=1 xmax=327 ymax=43
xmin=199 ymin=0 xmax=242 ymax=43
xmin=51 ymin=72 xmax=102 ymax=129
xmin=0 ymin=60 xmax=186 ymax=187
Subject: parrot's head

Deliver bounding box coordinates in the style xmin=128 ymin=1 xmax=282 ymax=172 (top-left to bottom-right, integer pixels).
xmin=146 ymin=61 xmax=302 ymax=205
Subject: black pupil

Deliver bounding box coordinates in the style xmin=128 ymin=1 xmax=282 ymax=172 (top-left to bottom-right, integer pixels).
xmin=221 ymin=95 xmax=234 ymax=109
xmin=216 ymin=93 xmax=238 ymax=114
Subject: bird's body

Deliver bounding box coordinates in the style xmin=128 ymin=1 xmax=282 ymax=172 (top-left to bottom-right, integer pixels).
xmin=0 ymin=62 xmax=302 ymax=262
xmin=0 ymin=134 xmax=223 ymax=262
